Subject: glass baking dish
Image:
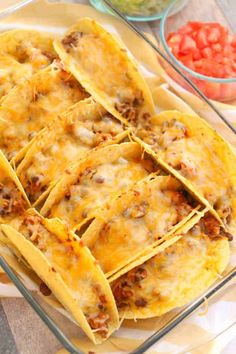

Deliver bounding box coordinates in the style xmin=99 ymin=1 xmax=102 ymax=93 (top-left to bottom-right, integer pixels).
xmin=0 ymin=0 xmax=34 ymax=18
xmin=0 ymin=1 xmax=236 ymax=353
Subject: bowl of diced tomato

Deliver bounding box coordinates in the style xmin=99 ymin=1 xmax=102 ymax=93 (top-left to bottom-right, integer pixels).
xmin=159 ymin=0 xmax=236 ymax=102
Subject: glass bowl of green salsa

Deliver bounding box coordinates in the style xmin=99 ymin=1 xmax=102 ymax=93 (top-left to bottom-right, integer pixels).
xmin=90 ymin=0 xmax=189 ymax=22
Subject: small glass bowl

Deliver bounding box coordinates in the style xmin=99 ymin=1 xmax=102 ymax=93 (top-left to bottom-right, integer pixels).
xmin=89 ymin=0 xmax=189 ymax=22
xmin=159 ymin=0 xmax=236 ymax=102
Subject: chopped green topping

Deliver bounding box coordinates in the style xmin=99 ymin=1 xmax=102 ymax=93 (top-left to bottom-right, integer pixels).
xmin=109 ymin=0 xmax=172 ymax=16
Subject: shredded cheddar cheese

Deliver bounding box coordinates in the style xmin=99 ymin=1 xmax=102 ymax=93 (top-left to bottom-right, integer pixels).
xmin=0 ymin=63 xmax=87 ymax=161
xmin=0 ymin=29 xmax=57 ymax=98
xmin=17 ymin=98 xmax=125 ymax=204
xmin=41 ymin=142 xmax=157 ymax=230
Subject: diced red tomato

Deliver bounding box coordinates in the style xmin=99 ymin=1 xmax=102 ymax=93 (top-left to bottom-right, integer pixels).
xmin=167 ymin=33 xmax=181 ymax=57
xmin=179 ymin=35 xmax=196 ymax=54
xmin=211 ymin=43 xmax=222 ymax=53
xmin=201 ymin=47 xmax=213 ymax=59
xmin=188 ymin=22 xmax=203 ymax=30
xmin=231 ymin=36 xmax=236 ymax=48
xmin=192 ymin=50 xmax=201 ymax=60
xmin=196 ymin=28 xmax=208 ymax=49
xmin=178 ymin=23 xmax=193 ymax=35
xmin=166 ymin=21 xmax=236 ymax=101
xmin=179 ymin=54 xmax=195 ymax=71
xmin=208 ymin=27 xmax=221 ymax=43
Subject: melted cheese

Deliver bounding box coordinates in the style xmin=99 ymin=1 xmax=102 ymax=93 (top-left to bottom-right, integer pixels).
xmin=82 ymin=176 xmax=194 ymax=276
xmin=161 ymin=137 xmax=229 ymax=205
xmin=0 ymin=29 xmax=57 ymax=99
xmin=40 ymin=143 xmax=157 ymax=227
xmin=111 ymin=226 xmax=229 ymax=319
xmin=138 ymin=113 xmax=236 ymax=231
xmin=54 ymin=18 xmax=154 ymax=126
xmin=0 ymin=64 xmax=87 ymax=160
xmin=17 ymin=99 xmax=124 ymax=204
xmin=46 ymin=147 xmax=152 ymax=230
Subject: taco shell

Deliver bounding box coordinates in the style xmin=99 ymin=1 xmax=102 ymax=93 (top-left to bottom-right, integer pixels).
xmin=54 ymin=18 xmax=155 ymax=126
xmin=0 ymin=29 xmax=57 ymax=99
xmin=82 ymin=174 xmax=202 ymax=278
xmin=0 ymin=63 xmax=87 ymax=162
xmin=111 ymin=213 xmax=230 ymax=319
xmin=1 ymin=209 xmax=119 ymax=344
xmin=136 ymin=110 xmax=236 ymax=234
xmin=41 ymin=142 xmax=157 ymax=230
xmin=16 ymin=97 xmax=127 ymax=205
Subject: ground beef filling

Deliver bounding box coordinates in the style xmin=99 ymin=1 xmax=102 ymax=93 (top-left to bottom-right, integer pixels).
xmin=112 ymin=267 xmax=148 ymax=309
xmin=115 ymin=100 xmax=139 ymax=125
xmin=0 ymin=179 xmax=27 ymax=218
xmin=115 ymin=96 xmax=150 ymax=127
xmin=61 ymin=31 xmax=84 ymax=51
xmin=171 ymin=190 xmax=194 ymax=223
xmin=25 ymin=175 xmax=47 ymax=203
xmin=19 ymin=214 xmax=51 ymax=251
xmin=86 ymin=312 xmax=110 ymax=338
xmin=85 ymin=284 xmax=110 ymax=338
xmin=200 ymin=214 xmax=233 ymax=241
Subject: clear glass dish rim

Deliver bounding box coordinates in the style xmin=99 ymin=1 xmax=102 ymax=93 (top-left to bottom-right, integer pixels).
xmin=0 ymin=0 xmax=34 ymax=19
xmin=159 ymin=0 xmax=236 ymax=83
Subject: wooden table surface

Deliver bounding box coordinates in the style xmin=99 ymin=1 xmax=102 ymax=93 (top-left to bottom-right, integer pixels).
xmin=0 ymin=1 xmax=235 ymax=354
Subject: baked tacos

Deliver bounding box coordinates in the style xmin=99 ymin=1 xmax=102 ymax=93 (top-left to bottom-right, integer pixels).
xmin=0 ymin=150 xmax=29 ymax=224
xmin=1 ymin=209 xmax=119 ymax=343
xmin=16 ymin=98 xmax=127 ymax=205
xmin=41 ymin=142 xmax=158 ymax=230
xmin=54 ymin=18 xmax=155 ymax=126
xmin=136 ymin=110 xmax=236 ymax=234
xmin=110 ymin=213 xmax=230 ymax=319
xmin=0 ymin=29 xmax=57 ymax=99
xmin=81 ymin=174 xmax=201 ymax=279
xmin=0 ymin=62 xmax=88 ymax=161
